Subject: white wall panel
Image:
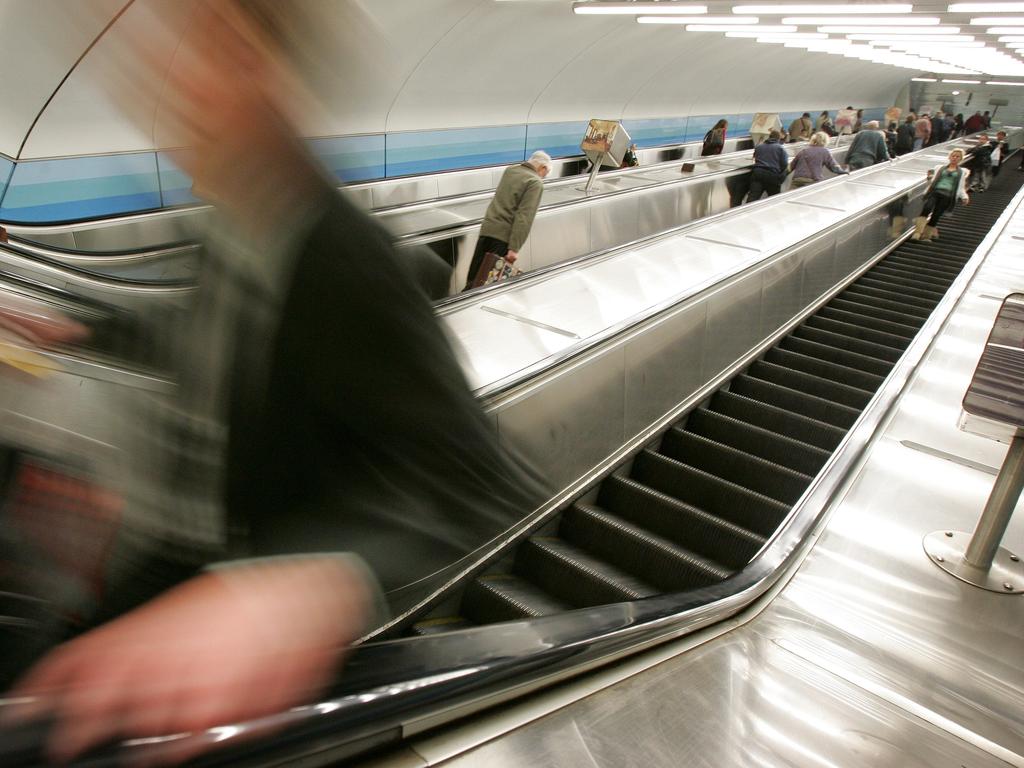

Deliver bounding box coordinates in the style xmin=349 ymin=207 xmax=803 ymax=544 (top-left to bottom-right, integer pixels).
xmin=11 ymin=0 xmax=911 ymax=160
xmin=0 ymin=0 xmax=124 ymax=158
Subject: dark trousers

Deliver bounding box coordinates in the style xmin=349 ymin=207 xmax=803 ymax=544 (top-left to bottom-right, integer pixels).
xmin=745 ymin=168 xmax=784 ymax=203
xmin=922 ymin=191 xmax=954 ymax=226
xmin=464 ymin=235 xmax=509 ymax=291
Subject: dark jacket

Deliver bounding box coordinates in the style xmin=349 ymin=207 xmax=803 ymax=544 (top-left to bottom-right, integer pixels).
xmin=895 ymin=123 xmax=915 ymax=154
xmin=964 ymin=114 xmax=985 ymax=133
xmin=701 ymin=128 xmax=727 ymax=156
xmin=968 ymin=142 xmax=994 ymax=168
xmin=752 ymin=138 xmax=789 ymax=176
xmin=930 ymin=116 xmax=947 ymax=144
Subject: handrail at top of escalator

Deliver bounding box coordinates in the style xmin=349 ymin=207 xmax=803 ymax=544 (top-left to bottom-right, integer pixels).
xmin=6 ymin=233 xmax=199 ymax=264
xmin=0 ymin=243 xmax=196 ymax=292
xmin=22 ymin=171 xmax=1016 ymax=767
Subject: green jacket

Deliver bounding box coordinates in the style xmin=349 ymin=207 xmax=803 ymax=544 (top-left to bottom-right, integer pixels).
xmin=480 ymin=163 xmax=545 ymax=252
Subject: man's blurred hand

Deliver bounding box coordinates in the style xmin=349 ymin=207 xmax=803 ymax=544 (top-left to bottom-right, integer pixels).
xmin=1 ymin=558 xmax=371 ymax=765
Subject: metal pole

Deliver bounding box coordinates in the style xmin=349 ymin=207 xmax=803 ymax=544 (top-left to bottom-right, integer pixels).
xmin=965 ymin=434 xmax=1024 ymax=571
xmin=583 ymin=153 xmax=604 ymax=194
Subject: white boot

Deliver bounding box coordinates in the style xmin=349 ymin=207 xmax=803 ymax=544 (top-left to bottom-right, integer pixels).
xmin=890 ymin=215 xmax=906 ymax=238
xmin=911 ymin=216 xmax=928 ymax=240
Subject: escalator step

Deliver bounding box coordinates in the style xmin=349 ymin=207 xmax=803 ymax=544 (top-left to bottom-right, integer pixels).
xmin=817 ymin=305 xmax=918 ymax=340
xmin=660 ymin=428 xmax=812 ymax=505
xmin=561 ymin=504 xmax=731 ymax=592
xmin=840 ymin=284 xmax=936 ymax=315
xmin=793 ymin=326 xmax=904 ymax=364
xmin=828 ymin=297 xmax=928 ymax=329
xmin=805 ymin=315 xmax=911 ymax=351
xmin=711 ymin=390 xmax=847 ymax=451
xmin=887 ymin=246 xmax=967 ymax=267
xmin=685 ymin=408 xmax=832 ymax=477
xmin=598 ymin=474 xmax=765 ymax=570
xmin=856 ymin=275 xmax=945 ymax=303
xmin=882 ymin=255 xmax=963 ymax=278
xmin=462 ymin=574 xmax=571 ymax=625
xmin=632 ymin=449 xmax=790 ymax=537
xmin=764 ymin=347 xmax=884 ymax=393
xmin=746 ymin=359 xmax=873 ymax=409
xmin=516 ymin=537 xmax=658 ymax=607
xmin=870 ymin=264 xmax=955 ymax=290
xmin=781 ymin=335 xmax=896 ymax=377
xmin=729 ymin=374 xmax=861 ymax=429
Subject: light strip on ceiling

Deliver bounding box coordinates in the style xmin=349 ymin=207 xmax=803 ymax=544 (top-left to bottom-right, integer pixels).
xmin=987 ymin=80 xmax=1024 ymax=84
xmin=912 ymin=77 xmax=938 ymax=80
xmin=970 ymin=16 xmax=1024 ymax=24
xmin=725 ymin=30 xmax=827 ymax=37
xmin=734 ymin=5 xmax=912 ymax=13
xmin=949 ymin=3 xmax=1024 ymax=11
xmin=571 ymin=2 xmax=708 ymax=14
xmin=999 ymin=36 xmax=1024 ymax=41
xmin=943 ymin=78 xmax=982 ymax=82
xmin=987 ymin=27 xmax=1024 ymax=33
xmin=782 ymin=16 xmax=940 ymax=25
xmin=635 ymin=15 xmax=759 ymax=24
xmin=682 ymin=23 xmax=799 ymax=31
xmin=847 ymin=34 xmax=971 ymax=41
xmin=821 ymin=25 xmax=961 ymax=33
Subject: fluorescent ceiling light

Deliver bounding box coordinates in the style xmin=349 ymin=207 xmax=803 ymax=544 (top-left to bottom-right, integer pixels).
xmin=987 ymin=79 xmax=1024 ymax=84
xmin=847 ymin=34 xmax=970 ymax=42
xmin=821 ymin=25 xmax=961 ymax=33
xmin=987 ymin=27 xmax=1024 ymax=33
xmin=890 ymin=40 xmax=984 ymax=46
xmin=970 ymin=16 xmax=1024 ymax=24
xmin=572 ymin=2 xmax=708 ymax=14
xmin=637 ymin=15 xmax=758 ymax=23
xmin=725 ymin=30 xmax=827 ymax=37
xmin=912 ymin=77 xmax=938 ymax=80
xmin=735 ymin=5 xmax=912 ymax=13
xmin=782 ymin=16 xmax=939 ymax=25
xmin=681 ymin=23 xmax=798 ymax=31
xmin=950 ymin=3 xmax=1024 ymax=11
xmin=999 ymin=36 xmax=1024 ymax=40
xmin=943 ymin=78 xmax=982 ymax=82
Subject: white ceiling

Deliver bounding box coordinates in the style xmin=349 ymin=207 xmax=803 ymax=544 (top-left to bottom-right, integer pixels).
xmin=0 ymin=0 xmax=926 ymax=160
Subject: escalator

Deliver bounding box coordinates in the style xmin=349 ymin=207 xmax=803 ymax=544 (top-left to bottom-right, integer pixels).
xmin=1 ymin=161 xmax=1019 ymax=767
xmin=409 ymin=167 xmax=1023 ymax=630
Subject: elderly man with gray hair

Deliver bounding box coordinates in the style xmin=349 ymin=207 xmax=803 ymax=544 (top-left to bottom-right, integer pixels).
xmin=464 ymin=150 xmax=552 ymax=290
xmin=846 ymin=120 xmax=891 ymax=171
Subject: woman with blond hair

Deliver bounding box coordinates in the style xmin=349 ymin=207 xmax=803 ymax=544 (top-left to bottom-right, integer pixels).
xmin=788 ymin=132 xmax=849 ymax=188
xmin=913 ymin=148 xmax=971 ymax=241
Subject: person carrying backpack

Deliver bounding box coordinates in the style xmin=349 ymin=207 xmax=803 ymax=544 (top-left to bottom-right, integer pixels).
xmin=701 ymin=119 xmax=728 ymax=157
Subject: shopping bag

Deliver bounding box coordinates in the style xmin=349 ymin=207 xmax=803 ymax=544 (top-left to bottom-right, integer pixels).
xmin=483 ymin=257 xmax=521 ymax=286
xmin=469 ymin=251 xmax=501 ymax=289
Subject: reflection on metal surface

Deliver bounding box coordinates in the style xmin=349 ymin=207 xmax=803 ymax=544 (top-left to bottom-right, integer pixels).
xmin=784 ymin=199 xmax=845 ymax=213
xmin=924 ymin=530 xmax=1024 ymax=594
xmin=900 ymin=439 xmax=999 ymax=475
xmin=684 ymin=234 xmax=761 ymax=252
xmin=479 ymin=306 xmax=581 ymax=340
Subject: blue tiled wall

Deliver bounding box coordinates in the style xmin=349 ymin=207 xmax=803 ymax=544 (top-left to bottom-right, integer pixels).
xmin=0 ymin=108 xmax=887 ymax=224
xmin=311 ymin=134 xmax=386 ymax=183
xmin=526 ymin=120 xmax=591 ymax=159
xmin=0 ymin=157 xmax=13 ymax=211
xmin=386 ymin=125 xmax=527 ymax=177
xmin=0 ymin=153 xmax=161 ymax=224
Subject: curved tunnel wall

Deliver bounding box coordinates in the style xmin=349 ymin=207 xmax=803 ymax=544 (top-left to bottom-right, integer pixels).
xmin=0 ymin=0 xmax=909 ymax=223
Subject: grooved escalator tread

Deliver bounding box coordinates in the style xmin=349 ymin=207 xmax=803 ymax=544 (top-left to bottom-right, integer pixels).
xmin=746 ymin=359 xmax=873 ymax=410
xmin=827 ymin=297 xmax=929 ymax=329
xmin=855 ymin=275 xmax=945 ymax=303
xmin=632 ymin=449 xmax=791 ymax=537
xmin=685 ymin=407 xmax=832 ymax=478
xmin=462 ymin=574 xmax=571 ymax=625
xmin=804 ymin=315 xmax=911 ymax=352
xmin=816 ymin=305 xmax=918 ymax=341
xmin=660 ymin=428 xmax=813 ymax=506
xmin=711 ymin=389 xmax=847 ymax=452
xmin=729 ymin=374 xmax=862 ymax=430
xmin=780 ymin=335 xmax=895 ymax=377
xmin=840 ymin=284 xmax=936 ymax=314
xmin=597 ymin=474 xmax=766 ymax=570
xmin=793 ymin=325 xmax=904 ymax=363
xmin=561 ymin=504 xmax=732 ymax=592
xmin=763 ymin=347 xmax=885 ymax=393
xmin=516 ymin=537 xmax=659 ymax=607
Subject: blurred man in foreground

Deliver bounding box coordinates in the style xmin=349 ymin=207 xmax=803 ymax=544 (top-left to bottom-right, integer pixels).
xmin=0 ymin=1 xmax=540 ymax=763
